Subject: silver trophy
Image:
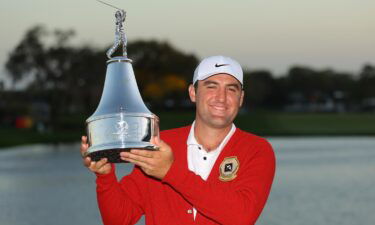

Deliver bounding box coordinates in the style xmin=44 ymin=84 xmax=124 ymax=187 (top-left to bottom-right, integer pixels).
xmin=86 ymin=8 xmax=159 ymax=163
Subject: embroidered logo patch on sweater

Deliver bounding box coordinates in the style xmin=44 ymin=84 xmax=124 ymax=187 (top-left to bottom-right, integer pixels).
xmin=219 ymin=156 xmax=239 ymax=181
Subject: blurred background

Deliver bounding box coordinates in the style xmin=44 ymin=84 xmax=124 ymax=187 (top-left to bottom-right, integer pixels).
xmin=0 ymin=0 xmax=374 ymax=225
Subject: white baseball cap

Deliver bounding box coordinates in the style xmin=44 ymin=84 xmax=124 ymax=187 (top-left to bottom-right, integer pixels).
xmin=193 ymin=55 xmax=243 ymax=85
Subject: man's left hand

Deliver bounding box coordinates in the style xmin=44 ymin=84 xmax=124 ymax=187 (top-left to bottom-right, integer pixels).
xmin=120 ymin=137 xmax=174 ymax=180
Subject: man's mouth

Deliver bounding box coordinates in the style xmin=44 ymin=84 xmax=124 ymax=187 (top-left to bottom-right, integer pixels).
xmin=210 ymin=104 xmax=227 ymax=111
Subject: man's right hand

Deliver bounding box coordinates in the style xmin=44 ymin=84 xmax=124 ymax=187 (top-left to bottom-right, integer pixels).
xmin=81 ymin=136 xmax=112 ymax=175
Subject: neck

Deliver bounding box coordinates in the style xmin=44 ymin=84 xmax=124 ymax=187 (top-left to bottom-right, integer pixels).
xmin=194 ymin=121 xmax=232 ymax=152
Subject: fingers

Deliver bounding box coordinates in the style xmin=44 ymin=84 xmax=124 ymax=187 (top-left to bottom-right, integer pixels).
xmin=80 ymin=136 xmax=111 ymax=174
xmin=81 ymin=135 xmax=93 ymax=168
xmin=123 ymin=157 xmax=152 ymax=171
xmin=120 ymin=145 xmax=174 ymax=180
xmin=131 ymin=149 xmax=154 ymax=158
xmin=121 ymin=151 xmax=153 ymax=162
xmin=150 ymin=136 xmax=160 ymax=145
xmin=157 ymin=139 xmax=171 ymax=152
xmin=81 ymin=135 xmax=87 ymax=144
xmin=121 ymin=151 xmax=154 ymax=169
xmin=88 ymin=158 xmax=108 ymax=172
xmin=80 ymin=136 xmax=89 ymax=157
xmin=157 ymin=139 xmax=167 ymax=148
xmin=83 ymin=156 xmax=92 ymax=167
xmin=150 ymin=136 xmax=170 ymax=152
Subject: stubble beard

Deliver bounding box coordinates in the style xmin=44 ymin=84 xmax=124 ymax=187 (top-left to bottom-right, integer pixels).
xmin=196 ymin=107 xmax=237 ymax=130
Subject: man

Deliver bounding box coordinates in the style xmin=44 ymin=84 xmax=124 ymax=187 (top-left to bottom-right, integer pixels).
xmin=81 ymin=55 xmax=276 ymax=225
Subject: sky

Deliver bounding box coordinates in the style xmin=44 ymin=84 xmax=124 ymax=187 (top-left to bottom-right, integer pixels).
xmin=1 ymin=0 xmax=374 ymax=88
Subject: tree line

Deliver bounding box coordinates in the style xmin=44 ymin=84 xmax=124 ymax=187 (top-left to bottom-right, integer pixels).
xmin=1 ymin=25 xmax=375 ymax=129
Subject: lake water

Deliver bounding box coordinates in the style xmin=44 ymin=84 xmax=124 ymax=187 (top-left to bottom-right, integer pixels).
xmin=0 ymin=137 xmax=374 ymax=225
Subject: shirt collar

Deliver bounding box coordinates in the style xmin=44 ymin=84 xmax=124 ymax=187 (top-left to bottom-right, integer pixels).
xmin=187 ymin=121 xmax=198 ymax=146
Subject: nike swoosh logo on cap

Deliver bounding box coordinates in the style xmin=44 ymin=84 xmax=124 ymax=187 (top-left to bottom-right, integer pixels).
xmin=215 ymin=63 xmax=229 ymax=67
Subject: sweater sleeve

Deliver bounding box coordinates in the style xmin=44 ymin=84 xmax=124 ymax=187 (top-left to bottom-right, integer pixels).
xmin=162 ymin=139 xmax=276 ymax=225
xmin=96 ymin=164 xmax=146 ymax=225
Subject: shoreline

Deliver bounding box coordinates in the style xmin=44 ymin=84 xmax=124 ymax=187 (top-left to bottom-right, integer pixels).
xmin=1 ymin=111 xmax=374 ymax=149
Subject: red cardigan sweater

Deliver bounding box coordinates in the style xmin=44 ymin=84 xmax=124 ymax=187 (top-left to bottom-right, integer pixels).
xmin=96 ymin=126 xmax=276 ymax=225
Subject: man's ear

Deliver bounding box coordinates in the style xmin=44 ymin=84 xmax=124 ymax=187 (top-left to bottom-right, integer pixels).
xmin=188 ymin=84 xmax=196 ymax=103
xmin=239 ymin=90 xmax=244 ymax=107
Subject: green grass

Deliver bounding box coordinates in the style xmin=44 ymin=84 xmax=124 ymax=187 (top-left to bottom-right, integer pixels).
xmin=0 ymin=128 xmax=83 ymax=148
xmin=1 ymin=112 xmax=374 ymax=148
xmin=157 ymin=111 xmax=375 ymax=136
xmin=234 ymin=112 xmax=375 ymax=136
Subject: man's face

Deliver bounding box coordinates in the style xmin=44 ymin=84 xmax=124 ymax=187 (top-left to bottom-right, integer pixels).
xmin=189 ymin=73 xmax=244 ymax=129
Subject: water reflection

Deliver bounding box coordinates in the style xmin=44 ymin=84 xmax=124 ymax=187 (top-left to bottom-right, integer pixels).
xmin=0 ymin=137 xmax=374 ymax=225
xmin=258 ymin=137 xmax=375 ymax=225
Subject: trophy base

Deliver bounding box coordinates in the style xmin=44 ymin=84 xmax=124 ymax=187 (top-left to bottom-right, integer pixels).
xmin=88 ymin=147 xmax=157 ymax=163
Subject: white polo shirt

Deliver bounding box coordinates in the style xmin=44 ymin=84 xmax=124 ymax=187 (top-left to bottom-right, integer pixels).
xmin=186 ymin=121 xmax=236 ymax=219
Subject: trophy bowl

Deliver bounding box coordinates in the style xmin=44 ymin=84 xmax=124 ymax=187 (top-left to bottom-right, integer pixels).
xmin=85 ymin=57 xmax=159 ymax=163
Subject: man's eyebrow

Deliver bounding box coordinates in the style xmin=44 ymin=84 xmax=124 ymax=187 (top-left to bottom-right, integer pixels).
xmin=202 ymin=80 xmax=242 ymax=90
xmin=202 ymin=80 xmax=219 ymax=85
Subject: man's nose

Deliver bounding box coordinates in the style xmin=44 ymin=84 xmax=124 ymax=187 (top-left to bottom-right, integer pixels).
xmin=215 ymin=87 xmax=226 ymax=102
